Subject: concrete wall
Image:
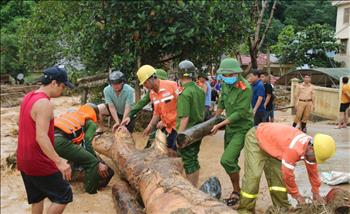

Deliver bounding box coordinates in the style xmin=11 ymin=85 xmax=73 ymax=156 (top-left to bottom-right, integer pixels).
xmin=333 ymin=1 xmax=350 ymax=68
xmin=290 ymin=79 xmax=340 ymax=120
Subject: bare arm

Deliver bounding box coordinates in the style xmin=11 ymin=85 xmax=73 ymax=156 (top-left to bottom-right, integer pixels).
xmin=177 ymin=117 xmax=189 ymax=133
xmin=33 ymin=99 xmax=61 ymax=163
xmin=147 ymin=114 xmax=160 ymax=130
xmin=32 ymin=99 xmax=71 ymax=180
xmin=264 ymin=94 xmax=271 ymax=108
xmin=108 ymin=103 xmax=120 ymax=124
xmin=253 ymin=96 xmax=264 ymax=113
xmin=123 ymin=104 xmax=131 ymax=121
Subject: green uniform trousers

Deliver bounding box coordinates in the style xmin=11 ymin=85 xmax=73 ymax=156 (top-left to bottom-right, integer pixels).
xmin=220 ymin=128 xmax=247 ymax=174
xmin=178 ymin=140 xmax=201 ymax=174
xmin=54 ymin=136 xmax=100 ymax=194
xmin=238 ymin=127 xmax=289 ymax=214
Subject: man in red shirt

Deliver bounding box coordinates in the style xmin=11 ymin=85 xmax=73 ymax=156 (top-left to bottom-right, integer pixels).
xmin=238 ymin=123 xmax=336 ymax=213
xmin=17 ymin=66 xmax=74 ymax=213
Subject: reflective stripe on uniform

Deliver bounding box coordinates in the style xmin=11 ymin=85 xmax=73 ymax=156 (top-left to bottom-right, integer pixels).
xmin=161 ymin=95 xmax=174 ymax=102
xmin=304 ymin=159 xmax=316 ymax=165
xmin=269 ymin=186 xmax=287 ymax=192
xmin=289 ymin=133 xmax=308 ymax=149
xmin=282 ymin=159 xmax=295 ymax=170
xmin=240 ymin=191 xmax=258 ymax=199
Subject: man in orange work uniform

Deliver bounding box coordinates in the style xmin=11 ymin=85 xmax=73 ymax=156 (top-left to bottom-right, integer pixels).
xmin=124 ymin=65 xmax=180 ymax=154
xmin=238 ymin=123 xmax=336 ymax=213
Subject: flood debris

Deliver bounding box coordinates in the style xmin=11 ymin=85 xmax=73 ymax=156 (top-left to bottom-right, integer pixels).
xmin=265 ymin=188 xmax=350 ymax=214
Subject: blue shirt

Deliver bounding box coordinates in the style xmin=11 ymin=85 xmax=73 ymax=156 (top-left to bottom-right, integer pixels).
xmin=252 ymin=79 xmax=266 ymax=112
xmin=205 ymin=81 xmax=212 ymax=107
xmin=103 ymin=84 xmax=135 ymax=115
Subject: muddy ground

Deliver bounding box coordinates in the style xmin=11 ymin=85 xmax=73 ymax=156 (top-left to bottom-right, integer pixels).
xmin=1 ymin=95 xmax=349 ymax=213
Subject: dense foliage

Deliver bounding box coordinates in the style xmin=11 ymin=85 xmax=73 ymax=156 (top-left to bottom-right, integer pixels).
xmin=0 ymin=0 xmax=340 ymax=79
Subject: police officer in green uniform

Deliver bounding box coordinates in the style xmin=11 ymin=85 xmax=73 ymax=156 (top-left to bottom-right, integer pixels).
xmin=121 ymin=69 xmax=168 ymax=148
xmin=54 ymin=103 xmax=114 ymax=194
xmin=211 ymin=58 xmax=253 ymax=206
xmin=176 ymin=60 xmax=205 ymax=187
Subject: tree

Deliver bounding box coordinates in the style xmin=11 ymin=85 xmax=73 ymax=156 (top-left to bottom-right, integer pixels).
xmin=274 ymin=0 xmax=336 ymax=31
xmin=0 ymin=1 xmax=34 ymax=76
xmin=272 ymin=24 xmax=341 ymax=67
xmin=246 ymin=0 xmax=277 ymax=69
xmin=19 ymin=1 xmax=249 ymax=75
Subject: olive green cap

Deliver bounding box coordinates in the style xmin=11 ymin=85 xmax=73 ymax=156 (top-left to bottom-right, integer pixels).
xmin=217 ymin=58 xmax=242 ymax=74
xmin=155 ymin=69 xmax=168 ymax=80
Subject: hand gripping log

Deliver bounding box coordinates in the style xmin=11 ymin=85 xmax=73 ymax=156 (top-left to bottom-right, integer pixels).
xmin=176 ymin=115 xmax=225 ymax=149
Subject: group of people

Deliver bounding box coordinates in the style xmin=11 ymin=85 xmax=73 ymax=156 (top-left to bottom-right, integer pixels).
xmin=16 ymin=58 xmax=338 ymax=214
xmin=246 ymin=70 xmax=275 ymax=126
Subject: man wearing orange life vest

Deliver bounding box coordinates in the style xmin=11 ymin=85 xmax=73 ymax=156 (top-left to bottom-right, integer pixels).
xmin=125 ymin=65 xmax=180 ymax=154
xmin=238 ymin=123 xmax=336 ymax=213
xmin=54 ymin=103 xmax=114 ymax=194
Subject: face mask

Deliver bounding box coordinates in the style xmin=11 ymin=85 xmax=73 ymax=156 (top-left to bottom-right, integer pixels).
xmin=223 ymin=76 xmax=237 ymax=85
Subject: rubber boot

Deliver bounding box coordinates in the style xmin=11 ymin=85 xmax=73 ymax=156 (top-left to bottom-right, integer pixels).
xmin=187 ymin=170 xmax=200 ymax=187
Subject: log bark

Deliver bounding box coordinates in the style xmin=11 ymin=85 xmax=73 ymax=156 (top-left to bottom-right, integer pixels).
xmin=176 ymin=116 xmax=225 ymax=149
xmin=93 ymin=128 xmax=235 ymax=214
xmin=112 ymin=179 xmax=144 ymax=214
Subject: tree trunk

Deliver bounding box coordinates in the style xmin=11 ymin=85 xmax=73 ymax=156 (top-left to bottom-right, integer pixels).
xmin=177 ymin=116 xmax=225 ymax=149
xmin=249 ymin=38 xmax=258 ymax=69
xmin=112 ymin=179 xmax=144 ymax=214
xmin=93 ymin=128 xmax=236 ymax=214
xmin=135 ymin=56 xmax=142 ymax=101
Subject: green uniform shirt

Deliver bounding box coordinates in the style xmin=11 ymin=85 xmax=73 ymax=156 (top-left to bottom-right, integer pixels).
xmin=176 ymin=82 xmax=205 ymax=130
xmin=128 ymin=91 xmax=151 ymax=117
xmin=218 ymin=77 xmax=253 ymax=130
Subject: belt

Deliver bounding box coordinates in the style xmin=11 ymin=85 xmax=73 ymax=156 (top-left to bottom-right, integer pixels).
xmin=299 ymin=99 xmax=312 ymax=102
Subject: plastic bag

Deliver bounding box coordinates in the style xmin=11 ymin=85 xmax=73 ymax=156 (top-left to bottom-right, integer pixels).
xmin=199 ymin=176 xmax=222 ymax=199
xmin=321 ymin=171 xmax=350 ymax=186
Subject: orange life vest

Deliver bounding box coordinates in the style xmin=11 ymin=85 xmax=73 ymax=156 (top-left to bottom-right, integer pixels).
xmin=54 ymin=111 xmax=90 ymax=144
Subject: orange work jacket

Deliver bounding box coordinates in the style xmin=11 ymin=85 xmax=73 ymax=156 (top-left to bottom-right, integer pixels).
xmin=54 ymin=111 xmax=90 ymax=144
xmin=150 ymin=80 xmax=180 ymax=134
xmin=256 ymin=123 xmax=321 ymax=197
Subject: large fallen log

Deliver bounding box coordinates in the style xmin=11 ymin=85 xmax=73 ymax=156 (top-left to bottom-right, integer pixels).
xmin=93 ymin=128 xmax=235 ymax=213
xmin=176 ymin=115 xmax=225 ymax=149
xmin=112 ymin=179 xmax=144 ymax=214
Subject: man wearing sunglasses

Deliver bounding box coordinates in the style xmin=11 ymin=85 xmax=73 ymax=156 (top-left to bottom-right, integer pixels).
xmin=238 ymin=123 xmax=335 ymax=213
xmin=211 ymin=58 xmax=253 ymax=206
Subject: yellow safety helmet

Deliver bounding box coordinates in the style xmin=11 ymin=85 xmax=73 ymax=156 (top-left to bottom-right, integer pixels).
xmin=313 ymin=133 xmax=336 ymax=164
xmin=137 ymin=65 xmax=156 ymax=85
